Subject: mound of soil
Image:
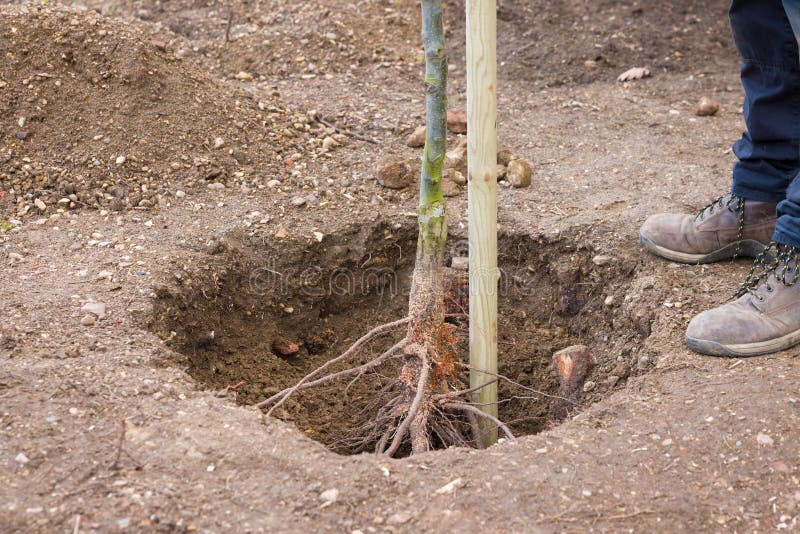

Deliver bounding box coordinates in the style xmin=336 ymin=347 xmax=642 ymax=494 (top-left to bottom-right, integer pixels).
xmin=48 ymin=0 xmax=422 ymax=82
xmin=0 ymin=5 xmax=309 ymax=216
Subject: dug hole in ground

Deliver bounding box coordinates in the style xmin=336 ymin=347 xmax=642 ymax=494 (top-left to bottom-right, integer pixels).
xmin=1 ymin=0 xmax=798 ymax=532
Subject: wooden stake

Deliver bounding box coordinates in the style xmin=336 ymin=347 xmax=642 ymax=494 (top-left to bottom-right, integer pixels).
xmin=466 ymin=0 xmax=498 ymax=447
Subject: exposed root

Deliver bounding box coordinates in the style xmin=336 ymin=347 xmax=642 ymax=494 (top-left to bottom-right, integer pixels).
xmin=441 ymin=402 xmax=516 ymax=442
xmin=256 ymin=318 xmax=409 ymax=414
xmin=385 ymin=345 xmax=430 ymax=457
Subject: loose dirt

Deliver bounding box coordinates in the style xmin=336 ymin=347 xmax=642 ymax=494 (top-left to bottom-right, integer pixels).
xmin=2 ymin=0 xmax=799 ymax=532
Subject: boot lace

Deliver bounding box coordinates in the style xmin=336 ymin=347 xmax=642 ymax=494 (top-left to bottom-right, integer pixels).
xmin=736 ymin=241 xmax=800 ymax=299
xmin=695 ymin=193 xmax=746 ymax=258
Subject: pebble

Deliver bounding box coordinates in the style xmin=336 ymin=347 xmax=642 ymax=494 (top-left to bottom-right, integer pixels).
xmin=208 ymin=182 xmax=225 ymax=190
xmin=592 ymin=255 xmax=613 ymax=266
xmin=15 ymin=452 xmax=29 ymax=464
xmin=81 ymin=302 xmax=106 ymax=319
xmin=604 ymin=295 xmax=615 ymax=306
xmin=451 ymin=256 xmax=469 ymax=271
xmin=606 ymin=375 xmax=620 ymax=387
xmin=405 ymin=126 xmax=426 ymax=148
xmin=582 ymin=380 xmax=596 ymax=393
xmin=80 ymin=314 xmax=96 ymax=326
xmin=267 ymin=179 xmax=282 ymax=188
xmin=757 ymin=433 xmax=774 ymax=446
xmin=506 ymin=159 xmax=532 ymax=188
xmin=175 ymin=190 xmax=186 ymax=198
xmin=441 ymin=170 xmax=463 ymax=197
xmin=320 ymin=488 xmax=339 ymax=507
xmin=213 ymin=137 xmax=225 ymax=149
xmin=376 ymin=157 xmax=417 ymax=189
xmin=444 ymin=168 xmax=466 ymax=186
xmin=497 ymin=147 xmax=513 ymax=167
xmin=386 ymin=512 xmax=413 ymax=525
xmin=444 ymin=138 xmax=468 ymax=175
xmin=34 ymin=198 xmax=46 ymax=212
xmin=637 ymin=354 xmax=651 ymax=370
xmin=696 ymin=97 xmax=720 ymax=117
xmin=291 ymin=196 xmax=307 ymax=207
xmin=322 ymin=137 xmax=338 ymax=150
xmin=446 ymin=109 xmax=467 ymax=134
xmin=9 ymin=252 xmax=23 ymax=262
xmin=115 ymin=155 xmax=126 ymax=165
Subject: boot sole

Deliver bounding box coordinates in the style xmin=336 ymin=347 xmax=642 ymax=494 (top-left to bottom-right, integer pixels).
xmin=686 ymin=329 xmax=800 ymax=357
xmin=639 ymin=231 xmax=766 ymax=264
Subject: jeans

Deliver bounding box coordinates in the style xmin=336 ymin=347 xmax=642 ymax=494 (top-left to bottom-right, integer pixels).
xmin=729 ymin=0 xmax=800 ymax=247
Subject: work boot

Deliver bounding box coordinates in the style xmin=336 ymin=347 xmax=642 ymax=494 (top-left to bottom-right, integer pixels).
xmin=686 ymin=242 xmax=800 ymax=357
xmin=639 ymin=193 xmax=776 ymax=264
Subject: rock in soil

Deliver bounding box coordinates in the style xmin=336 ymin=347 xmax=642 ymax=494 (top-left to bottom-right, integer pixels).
xmin=506 ymin=159 xmax=532 ymax=188
xmin=497 ymin=147 xmax=514 ymax=167
xmin=552 ymin=345 xmax=594 ymax=420
xmin=271 ymin=338 xmax=301 ymax=358
xmin=377 ymin=157 xmax=417 ymax=189
xmin=446 ymin=109 xmax=467 ymax=134
xmin=442 ymin=169 xmax=465 ymax=197
xmin=695 ymin=96 xmax=720 ymax=117
xmin=80 ymin=314 xmax=97 ymax=327
xmin=445 ymin=138 xmax=467 ymax=175
xmin=405 ymin=126 xmax=426 ymax=148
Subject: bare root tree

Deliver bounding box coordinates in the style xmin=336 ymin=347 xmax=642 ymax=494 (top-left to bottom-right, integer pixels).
xmin=257 ymin=0 xmax=514 ymax=456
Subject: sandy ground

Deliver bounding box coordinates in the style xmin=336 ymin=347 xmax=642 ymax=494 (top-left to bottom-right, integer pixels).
xmin=1 ymin=1 xmax=799 ymax=532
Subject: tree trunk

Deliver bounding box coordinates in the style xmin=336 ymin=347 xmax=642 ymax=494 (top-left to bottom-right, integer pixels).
xmin=403 ymin=0 xmax=449 ymax=454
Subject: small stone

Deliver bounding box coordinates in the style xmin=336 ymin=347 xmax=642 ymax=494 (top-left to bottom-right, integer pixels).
xmin=34 ymin=198 xmax=47 ymax=212
xmin=313 ymin=231 xmax=324 ymax=242
xmin=405 ymin=126 xmax=426 ymax=148
xmin=444 ymin=167 xmax=466 ymax=186
xmin=386 ymin=512 xmax=413 ymax=525
xmin=320 ymin=488 xmax=339 ymax=506
xmin=442 ymin=169 xmax=464 ymax=197
xmin=444 ymin=138 xmax=468 ymax=175
xmin=604 ymin=295 xmax=615 ymax=306
xmin=81 ymin=302 xmax=106 ymax=319
xmin=434 ymin=478 xmax=465 ymax=495
xmin=495 ymin=164 xmax=508 ymax=181
xmin=235 ymin=71 xmax=254 ymax=81
xmin=451 ymin=257 xmax=469 ymax=271
xmin=582 ymin=380 xmax=596 ymax=393
xmin=377 ymin=157 xmax=417 ymax=189
xmin=9 ymin=252 xmax=23 ymax=262
xmin=592 ymin=255 xmax=613 ymax=266
xmin=274 ymin=225 xmax=288 ymax=239
xmin=506 ymin=159 xmax=532 ymax=188
xmin=115 ymin=155 xmax=126 ymax=165
xmin=80 ymin=314 xmax=96 ymax=326
xmin=696 ymin=97 xmax=720 ymax=117
xmin=272 ymin=338 xmax=300 ymax=358
xmin=175 ymin=190 xmax=186 ymax=198
xmin=637 ymin=354 xmax=651 ymax=370
xmin=291 ymin=196 xmax=307 ymax=207
xmin=322 ymin=137 xmax=338 ymax=150
xmin=606 ymin=375 xmax=620 ymax=387
xmin=15 ymin=452 xmax=29 ymax=464
xmin=267 ymin=179 xmax=282 ymax=188
xmin=757 ymin=433 xmax=774 ymax=446
xmin=213 ymin=137 xmax=225 ymax=149
xmin=497 ymin=147 xmax=513 ymax=167
xmin=446 ymin=109 xmax=467 ymax=134
xmin=208 ymin=182 xmax=225 ymax=190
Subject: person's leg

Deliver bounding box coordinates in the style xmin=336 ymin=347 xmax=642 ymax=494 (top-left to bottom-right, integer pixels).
xmin=638 ymin=0 xmax=800 ymax=264
xmin=685 ymin=1 xmax=800 ymax=357
xmin=774 ymin=1 xmax=800 ymax=247
xmin=729 ymin=0 xmax=800 ymax=202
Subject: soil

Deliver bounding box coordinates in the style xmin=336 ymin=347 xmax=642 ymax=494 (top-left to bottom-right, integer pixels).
xmin=2 ymin=0 xmax=800 ymax=532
